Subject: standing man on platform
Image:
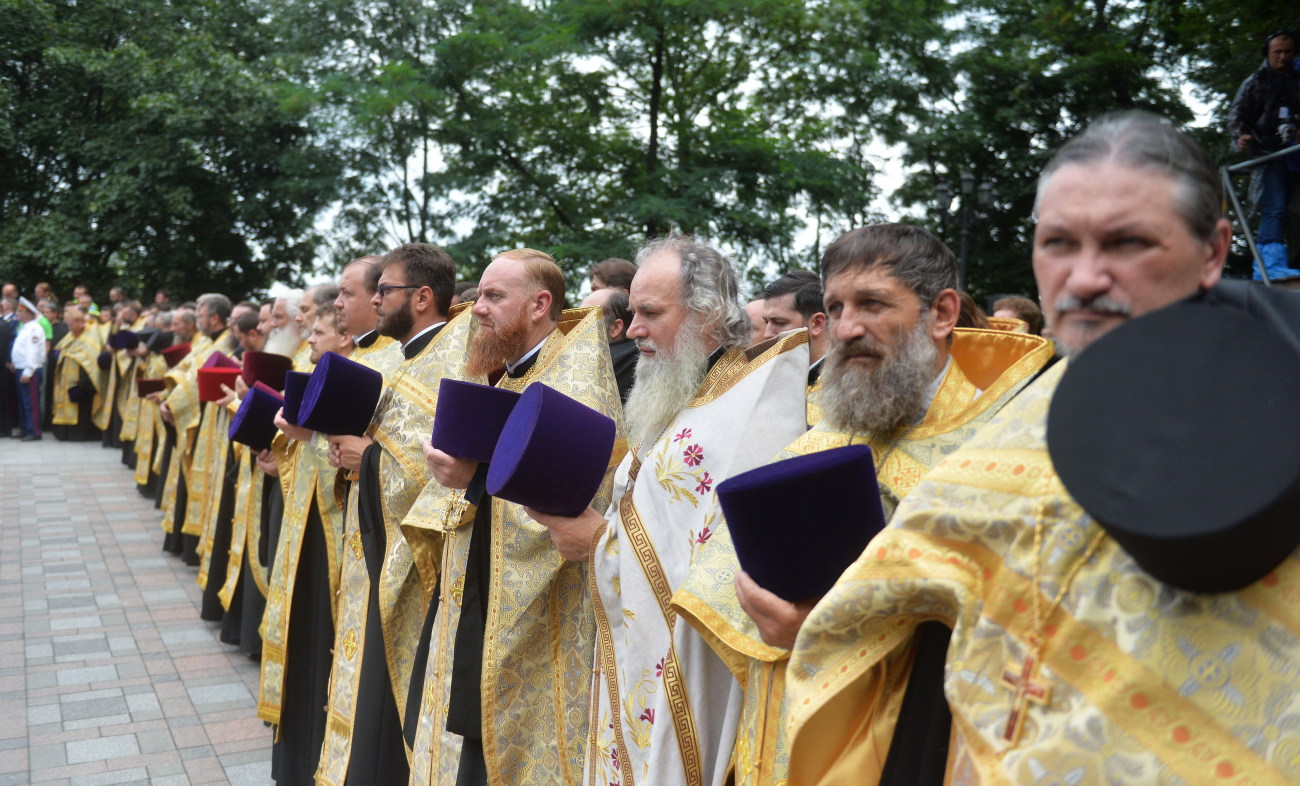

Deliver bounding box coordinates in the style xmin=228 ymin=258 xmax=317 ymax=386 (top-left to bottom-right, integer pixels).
xmin=11 ymin=297 xmax=46 ymax=441
xmin=1229 ymin=30 xmax=1300 ymax=279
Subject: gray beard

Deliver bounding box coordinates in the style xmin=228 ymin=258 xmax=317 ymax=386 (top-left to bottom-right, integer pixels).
xmin=263 ymin=325 xmax=301 ymax=358
xmin=820 ymin=318 xmax=940 ymax=435
xmin=624 ymin=327 xmax=711 ymax=454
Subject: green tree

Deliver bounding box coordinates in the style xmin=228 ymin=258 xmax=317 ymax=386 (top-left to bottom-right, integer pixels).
xmin=288 ymin=0 xmax=888 ymax=289
xmin=885 ymin=0 xmax=1190 ymax=302
xmin=0 ymin=0 xmax=342 ymax=301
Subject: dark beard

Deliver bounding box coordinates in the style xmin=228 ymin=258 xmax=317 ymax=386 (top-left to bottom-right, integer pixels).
xmin=465 ymin=307 xmax=530 ymax=377
xmin=377 ymin=294 xmax=414 ymax=340
xmin=820 ymin=318 xmax=939 ymax=435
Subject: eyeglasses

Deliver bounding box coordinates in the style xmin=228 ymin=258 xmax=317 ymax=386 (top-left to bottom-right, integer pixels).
xmin=376 ymin=284 xmax=421 ymax=297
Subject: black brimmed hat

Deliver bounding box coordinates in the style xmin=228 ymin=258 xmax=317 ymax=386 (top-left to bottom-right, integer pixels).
xmin=1048 ymin=300 xmax=1300 ymax=594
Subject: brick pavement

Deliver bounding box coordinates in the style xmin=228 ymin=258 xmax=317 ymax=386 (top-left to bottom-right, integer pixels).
xmin=1 ymin=438 xmax=272 ymax=785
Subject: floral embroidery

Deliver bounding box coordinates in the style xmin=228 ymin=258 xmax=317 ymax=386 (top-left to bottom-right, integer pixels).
xmin=653 ymin=426 xmax=711 ymax=507
xmin=623 ymin=670 xmax=658 ymax=749
xmin=688 ymin=511 xmax=719 ymax=559
xmin=695 ymin=471 xmax=713 ymax=494
xmin=654 ymin=657 xmax=665 ymax=678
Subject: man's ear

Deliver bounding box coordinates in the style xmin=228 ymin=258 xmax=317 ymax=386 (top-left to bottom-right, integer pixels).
xmin=609 ymin=318 xmax=624 ymax=341
xmin=533 ymin=289 xmax=553 ymax=322
xmin=1199 ymin=218 xmax=1231 ymax=291
xmin=808 ymin=312 xmax=827 ymax=338
xmin=930 ymin=289 xmax=961 ymax=341
xmin=413 ymin=285 xmax=434 ymax=315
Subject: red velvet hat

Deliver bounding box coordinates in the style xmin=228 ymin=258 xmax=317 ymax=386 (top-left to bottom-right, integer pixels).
xmin=430 ymin=379 xmax=521 ymax=462
xmin=716 ymin=444 xmax=885 ymax=602
xmin=486 ymin=383 xmax=617 ymax=517
xmin=161 ymin=343 xmax=191 ymax=368
xmin=229 ymin=382 xmax=285 ymax=452
xmin=197 ymin=367 xmax=242 ymax=403
xmin=240 ymin=351 xmax=294 ymax=392
xmin=298 ymin=351 xmax=383 ymax=436
xmin=136 ymin=378 xmax=166 ymax=397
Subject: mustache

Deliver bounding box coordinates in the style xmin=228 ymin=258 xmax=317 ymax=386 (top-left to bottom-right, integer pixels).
xmin=831 ymin=336 xmax=886 ymax=360
xmin=1054 ymin=294 xmax=1131 ymax=317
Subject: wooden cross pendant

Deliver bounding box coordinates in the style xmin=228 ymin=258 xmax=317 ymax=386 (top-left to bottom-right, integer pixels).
xmin=1000 ymin=651 xmax=1050 ymax=745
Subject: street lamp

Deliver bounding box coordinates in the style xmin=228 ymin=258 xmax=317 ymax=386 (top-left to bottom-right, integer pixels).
xmin=934 ymin=173 xmax=994 ymax=290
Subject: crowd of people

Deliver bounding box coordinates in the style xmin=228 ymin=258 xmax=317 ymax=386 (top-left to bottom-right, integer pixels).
xmin=5 ymin=111 xmax=1299 ymax=786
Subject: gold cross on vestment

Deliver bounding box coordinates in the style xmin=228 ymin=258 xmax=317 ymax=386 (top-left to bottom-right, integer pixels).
xmin=1000 ymin=651 xmax=1049 ymax=745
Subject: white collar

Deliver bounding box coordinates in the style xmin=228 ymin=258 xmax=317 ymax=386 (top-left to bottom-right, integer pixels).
xmin=401 ymin=321 xmax=446 ymax=352
xmin=505 ymin=335 xmax=548 ymax=375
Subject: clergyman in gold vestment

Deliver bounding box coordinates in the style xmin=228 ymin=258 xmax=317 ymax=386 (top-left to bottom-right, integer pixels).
xmin=785 ymin=114 xmax=1300 ymax=785
xmin=410 ymin=249 xmax=625 ymax=786
xmin=673 ymin=225 xmax=1051 ymax=786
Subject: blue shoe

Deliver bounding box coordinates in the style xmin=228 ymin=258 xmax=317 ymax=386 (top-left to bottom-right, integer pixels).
xmin=1257 ymin=242 xmax=1300 ymax=281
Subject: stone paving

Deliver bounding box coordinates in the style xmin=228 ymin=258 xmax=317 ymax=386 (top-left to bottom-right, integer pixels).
xmin=1 ymin=437 xmax=272 ymax=784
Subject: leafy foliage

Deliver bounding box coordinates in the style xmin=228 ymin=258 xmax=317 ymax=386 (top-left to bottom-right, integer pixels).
xmin=0 ymin=0 xmax=1287 ymax=300
xmin=0 ymin=0 xmax=342 ymax=301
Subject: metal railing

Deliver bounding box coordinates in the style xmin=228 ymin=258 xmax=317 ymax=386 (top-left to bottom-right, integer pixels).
xmin=1222 ymin=145 xmax=1300 ymax=286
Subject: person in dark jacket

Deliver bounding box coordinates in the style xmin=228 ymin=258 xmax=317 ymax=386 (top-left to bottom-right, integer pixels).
xmin=1228 ymin=30 xmax=1300 ymax=279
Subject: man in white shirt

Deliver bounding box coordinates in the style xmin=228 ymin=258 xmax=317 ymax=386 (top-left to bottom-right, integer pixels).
xmin=11 ymin=297 xmax=46 ymax=441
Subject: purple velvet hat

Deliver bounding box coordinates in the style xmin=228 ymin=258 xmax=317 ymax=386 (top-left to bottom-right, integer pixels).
xmin=486 ymin=383 xmax=617 ymax=517
xmin=282 ymin=371 xmax=311 ymax=427
xmin=297 ymin=351 xmax=383 ymax=436
xmin=202 ymin=350 xmax=240 ymax=370
xmin=96 ymin=349 xmax=112 ymax=370
xmin=109 ymin=330 xmax=140 ymax=351
xmin=716 ymin=444 xmax=885 ymax=602
xmin=240 ymin=351 xmax=293 ymax=392
xmin=229 ymin=382 xmax=285 ymax=452
xmin=431 ymin=379 xmax=521 ymax=462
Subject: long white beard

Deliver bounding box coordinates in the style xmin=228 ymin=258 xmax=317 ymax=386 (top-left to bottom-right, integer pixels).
xmin=624 ymin=327 xmax=711 ymax=454
xmin=263 ymin=325 xmax=301 ymax=358
xmin=820 ymin=317 xmax=940 ymax=435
